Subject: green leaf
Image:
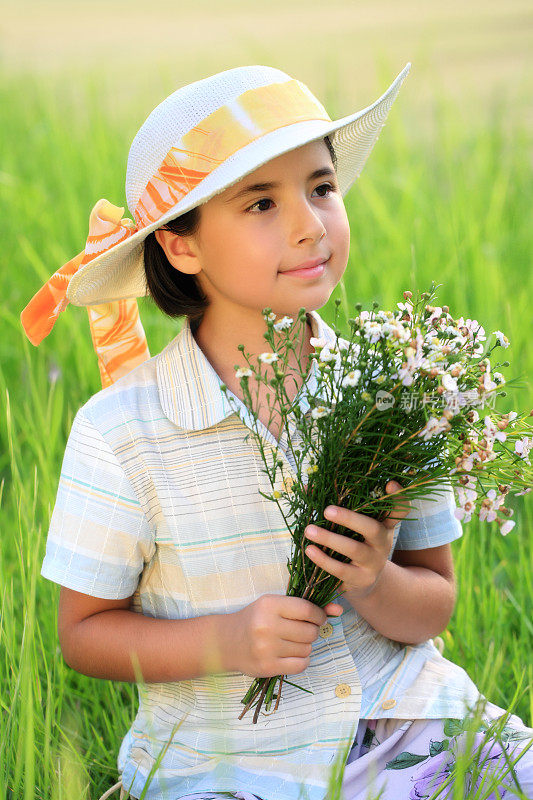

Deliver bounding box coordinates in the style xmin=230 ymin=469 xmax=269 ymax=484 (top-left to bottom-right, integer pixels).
xmin=501 ymin=726 xmax=533 ymax=742
xmin=362 ymin=727 xmax=376 ymax=748
xmin=429 ymin=739 xmax=450 ymax=756
xmin=385 ymin=751 xmax=428 ymax=770
xmin=443 ymin=718 xmax=464 ymax=737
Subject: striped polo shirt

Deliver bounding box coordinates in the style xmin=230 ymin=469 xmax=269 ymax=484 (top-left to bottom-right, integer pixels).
xmin=41 ymin=308 xmax=483 ymax=800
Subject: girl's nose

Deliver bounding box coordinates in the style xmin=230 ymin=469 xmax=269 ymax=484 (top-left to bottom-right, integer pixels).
xmin=292 ymin=202 xmax=327 ymax=245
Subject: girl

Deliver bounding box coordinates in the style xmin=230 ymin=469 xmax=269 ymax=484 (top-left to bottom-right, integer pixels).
xmin=22 ymin=64 xmax=533 ymax=800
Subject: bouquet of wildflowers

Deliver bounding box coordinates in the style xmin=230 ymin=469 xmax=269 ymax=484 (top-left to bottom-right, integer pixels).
xmin=220 ymin=283 xmax=533 ymax=723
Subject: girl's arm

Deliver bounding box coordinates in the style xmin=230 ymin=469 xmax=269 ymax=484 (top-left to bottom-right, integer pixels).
xmin=344 ymin=544 xmax=456 ymax=646
xmin=58 ymin=587 xmax=343 ymax=683
xmin=59 ymin=586 xmax=237 ymax=682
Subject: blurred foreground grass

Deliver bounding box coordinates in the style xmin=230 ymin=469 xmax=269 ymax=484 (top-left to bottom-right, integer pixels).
xmin=0 ymin=67 xmax=532 ymax=798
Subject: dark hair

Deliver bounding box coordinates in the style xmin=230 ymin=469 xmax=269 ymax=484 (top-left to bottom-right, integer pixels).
xmin=143 ymin=135 xmax=337 ymax=326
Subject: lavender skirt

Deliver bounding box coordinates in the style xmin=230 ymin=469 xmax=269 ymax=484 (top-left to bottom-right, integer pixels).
xmin=115 ymin=701 xmax=533 ymax=800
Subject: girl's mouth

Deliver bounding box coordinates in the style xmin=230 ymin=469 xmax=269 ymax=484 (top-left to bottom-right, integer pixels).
xmin=280 ymin=258 xmax=329 ymax=279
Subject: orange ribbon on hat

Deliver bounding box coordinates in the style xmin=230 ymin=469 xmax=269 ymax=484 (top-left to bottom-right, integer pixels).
xmin=20 ymin=199 xmax=151 ymax=389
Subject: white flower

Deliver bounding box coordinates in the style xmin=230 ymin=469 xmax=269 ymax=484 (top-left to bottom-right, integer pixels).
xmin=342 ymin=369 xmax=361 ymax=387
xmin=259 ymin=352 xmax=279 ymax=364
xmin=310 ymin=336 xmax=327 ymax=350
xmin=492 ymin=330 xmax=510 ymax=348
xmin=273 ymin=316 xmax=293 ymax=331
xmin=396 ymin=300 xmax=414 ymax=319
xmin=362 ymin=321 xmax=384 ymax=344
xmin=457 ymin=485 xmax=478 ymax=506
xmin=311 ymin=405 xmax=332 ymax=419
xmin=426 ymin=306 xmax=443 ymax=327
xmin=499 ymin=520 xmax=516 ymax=536
xmin=381 ymin=321 xmax=410 ymax=342
xmin=483 ymin=416 xmax=507 ymax=443
xmin=456 ymin=317 xmax=486 ymax=344
xmin=456 ymin=454 xmax=474 ymax=472
xmin=418 ymin=416 xmax=451 ymax=441
xmin=335 ymin=338 xmax=350 ymax=352
xmin=507 ymin=411 xmax=518 ymax=422
xmin=493 ymin=372 xmax=505 ymax=385
xmin=454 ymin=506 xmax=473 ymax=524
xmin=318 ymin=348 xmax=337 ymax=363
xmin=478 ymin=488 xmax=506 ymax=523
xmin=482 ymin=371 xmax=498 ymax=392
xmin=235 ymin=367 xmax=253 ymax=379
xmin=515 ymin=436 xmax=533 ymax=464
xmin=441 ymin=373 xmax=458 ymax=393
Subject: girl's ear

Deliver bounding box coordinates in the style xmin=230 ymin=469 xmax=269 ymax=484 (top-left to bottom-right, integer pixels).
xmin=154 ymin=229 xmax=201 ymax=276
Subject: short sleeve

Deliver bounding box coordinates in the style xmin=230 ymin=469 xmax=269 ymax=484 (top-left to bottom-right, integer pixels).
xmin=41 ymin=407 xmax=155 ymax=599
xmin=394 ymin=482 xmax=463 ymax=551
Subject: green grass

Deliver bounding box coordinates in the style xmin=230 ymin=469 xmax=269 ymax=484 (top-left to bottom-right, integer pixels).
xmin=1 ymin=65 xmax=532 ymax=799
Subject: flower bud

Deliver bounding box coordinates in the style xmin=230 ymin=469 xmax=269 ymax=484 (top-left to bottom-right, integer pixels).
xmin=442 ymin=305 xmax=449 ymax=314
xmin=403 ymin=290 xmax=413 ymax=300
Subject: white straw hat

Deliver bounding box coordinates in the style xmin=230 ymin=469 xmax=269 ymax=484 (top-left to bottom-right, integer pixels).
xmin=31 ymin=63 xmax=412 ymax=312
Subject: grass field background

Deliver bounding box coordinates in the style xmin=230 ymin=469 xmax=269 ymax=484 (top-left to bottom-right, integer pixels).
xmin=1 ymin=3 xmax=532 ymax=797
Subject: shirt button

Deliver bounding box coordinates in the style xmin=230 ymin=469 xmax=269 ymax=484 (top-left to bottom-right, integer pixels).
xmin=381 ymin=698 xmax=396 ymax=710
xmin=335 ymin=683 xmax=351 ymax=699
xmin=318 ymin=622 xmax=333 ymax=638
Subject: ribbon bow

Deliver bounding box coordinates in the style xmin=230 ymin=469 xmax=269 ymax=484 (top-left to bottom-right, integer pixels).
xmin=20 ymin=199 xmax=151 ymax=389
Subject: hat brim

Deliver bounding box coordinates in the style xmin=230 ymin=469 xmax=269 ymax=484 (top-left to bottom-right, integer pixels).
xmin=67 ymin=62 xmax=411 ymax=307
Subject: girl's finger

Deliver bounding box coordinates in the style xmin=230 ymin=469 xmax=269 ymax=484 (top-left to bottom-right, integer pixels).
xmin=305 ymin=525 xmax=365 ymax=562
xmin=323 ymin=602 xmax=343 ymax=617
xmin=383 ymin=481 xmax=411 ymax=529
xmin=322 ymin=505 xmax=383 ymax=542
xmin=304 ymin=542 xmax=354 ymax=584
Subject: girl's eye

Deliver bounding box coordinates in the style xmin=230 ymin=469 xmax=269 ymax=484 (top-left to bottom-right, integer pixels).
xmin=245 ymin=183 xmax=335 ymax=214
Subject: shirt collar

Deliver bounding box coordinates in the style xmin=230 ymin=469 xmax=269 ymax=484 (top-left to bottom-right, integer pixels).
xmin=156 ymin=309 xmax=338 ymax=431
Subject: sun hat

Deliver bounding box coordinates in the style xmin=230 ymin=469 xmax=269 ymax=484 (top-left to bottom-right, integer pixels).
xmin=20 ymin=62 xmax=411 ymax=373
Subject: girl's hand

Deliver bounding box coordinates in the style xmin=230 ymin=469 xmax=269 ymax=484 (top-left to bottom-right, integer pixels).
xmin=304 ymin=481 xmax=410 ymax=601
xmin=228 ymin=593 xmax=343 ymax=679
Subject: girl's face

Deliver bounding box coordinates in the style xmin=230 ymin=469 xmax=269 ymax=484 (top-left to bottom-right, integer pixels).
xmin=159 ymin=139 xmax=350 ymax=321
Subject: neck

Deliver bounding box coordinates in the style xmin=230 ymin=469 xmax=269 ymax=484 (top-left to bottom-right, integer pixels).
xmin=192 ymin=307 xmax=315 ymax=386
